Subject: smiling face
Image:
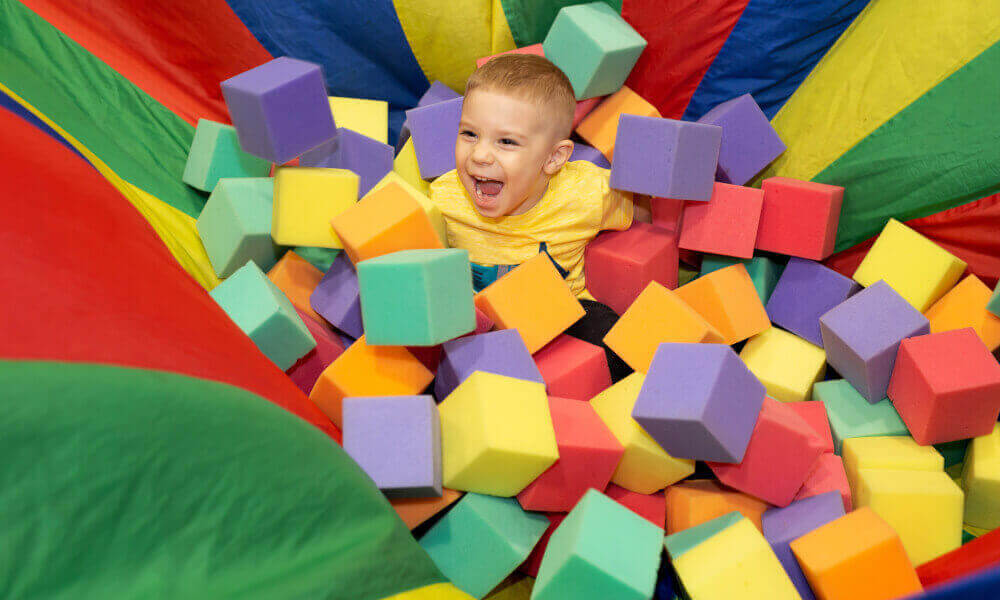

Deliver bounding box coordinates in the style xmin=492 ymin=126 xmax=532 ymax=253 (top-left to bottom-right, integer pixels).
xmin=456 ymin=89 xmax=574 ymax=218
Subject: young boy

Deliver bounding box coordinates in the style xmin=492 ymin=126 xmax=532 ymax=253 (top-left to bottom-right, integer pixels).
xmin=428 ymin=54 xmax=647 ymax=380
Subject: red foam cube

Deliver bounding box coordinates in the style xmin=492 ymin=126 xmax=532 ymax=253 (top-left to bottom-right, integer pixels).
xmin=519 ymin=512 xmax=565 ymax=577
xmin=476 ymin=43 xmax=544 ymax=67
xmin=287 ymin=307 xmax=345 ymax=394
xmin=584 ymin=221 xmax=679 ymax=315
xmin=887 ymin=327 xmax=1000 ymax=445
xmin=605 ymin=483 xmax=665 ymax=529
xmin=917 ymin=526 xmax=1000 ymax=588
xmin=678 ymin=183 xmax=763 ymax=259
xmin=793 ymin=452 xmax=852 ymax=512
xmin=756 ymin=177 xmax=843 ymax=260
xmin=534 ymin=334 xmax=611 ymax=401
xmin=650 ymin=197 xmax=684 ymax=232
xmin=517 ymin=397 xmax=625 ymax=512
xmin=708 ymin=397 xmax=825 ymax=507
xmin=787 ymin=400 xmax=834 ymax=454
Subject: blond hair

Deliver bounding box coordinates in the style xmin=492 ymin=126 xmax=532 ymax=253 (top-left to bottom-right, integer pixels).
xmin=465 ymin=54 xmax=576 ymax=140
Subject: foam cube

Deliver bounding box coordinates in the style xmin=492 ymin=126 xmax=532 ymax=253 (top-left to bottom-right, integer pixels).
xmin=342 ymin=395 xmax=441 ymax=498
xmin=209 ymin=261 xmax=316 ymax=370
xmin=300 ymin=128 xmax=393 ymax=197
xmin=370 ymin=172 xmax=448 ymax=246
xmin=794 ymin=453 xmax=852 ymax=513
xmin=436 ymin=329 xmax=544 ymax=400
xmin=790 ymin=507 xmax=923 ymax=600
xmin=292 ymin=246 xmax=341 ymax=272
xmin=700 ymin=254 xmax=783 ymax=304
xmin=326 ymin=96 xmax=388 ymax=144
xmin=196 ymin=177 xmax=279 ymax=278
xmin=665 ymin=480 xmax=771 ymax=535
xmin=568 ymin=142 xmax=611 ymax=168
xmin=310 ymin=252 xmax=363 ymax=338
xmin=534 ymin=490 xmax=662 ymax=600
xmin=590 ymin=373 xmax=695 ymax=493
xmin=286 ymin=307 xmax=346 ymax=394
xmin=854 ymin=218 xmax=968 ymax=312
xmin=517 ymin=397 xmax=624 ymax=512
xmin=395 ymin=82 xmax=461 ymax=153
xmin=267 ymin=250 xmax=328 ymax=327
xmin=182 ymin=119 xmax=271 ymax=192
xmin=221 ymin=57 xmax=336 ymax=164
xmin=842 ymin=436 xmax=943 ymax=499
xmin=575 ymin=86 xmax=659 ymax=160
xmin=766 ymin=258 xmax=861 ymax=347
xmin=357 ymin=249 xmax=474 ymax=346
xmin=916 ymin=527 xmax=1000 ymax=589
xmin=786 ymin=401 xmax=834 ymax=454
xmin=888 ymin=328 xmax=1000 ymax=445
xmin=925 ymin=274 xmax=1000 ymax=351
xmin=439 ymin=372 xmax=558 ymax=496
xmin=474 ymin=253 xmax=585 ymax=354
xmin=675 ymin=263 xmax=771 ymax=345
xmin=709 ymin=398 xmax=825 ymax=507
xmin=605 ymin=483 xmax=666 ymax=528
xmin=696 ymin=94 xmax=786 ymax=185
xmin=393 ymin=138 xmax=431 ymax=194
xmin=665 ymin=512 xmax=800 ymax=600
xmin=604 ymin=282 xmax=723 ymax=373
xmin=533 ymin=335 xmax=610 ymax=401
xmin=309 ymin=335 xmax=433 ymax=428
xmin=819 ymin=280 xmax=930 ymax=402
xmin=391 ymin=488 xmax=462 ymax=530
xmin=271 ymin=167 xmax=358 ymax=248
xmin=633 ymin=343 xmax=765 ymax=463
xmin=519 ymin=513 xmax=565 ymax=578
xmin=476 ymin=44 xmax=544 ymax=68
xmin=755 ymin=177 xmax=843 ymax=260
xmin=761 ymin=492 xmax=847 ymax=600
xmin=419 ymin=493 xmax=549 ymax=599
xmin=650 ymin=196 xmax=684 ymax=232
xmin=542 ymin=3 xmax=647 ymax=100
xmin=962 ymin=424 xmax=1000 ymax=529
xmin=584 ymin=221 xmax=679 ymax=315
xmin=330 ymin=181 xmax=444 ymax=264
xmin=487 ymin=577 xmax=534 ymax=600
xmin=610 ymin=115 xmax=722 ymax=200
xmin=989 ymin=281 xmax=1000 ymax=317
xmin=678 ymin=183 xmax=763 ymax=259
xmin=740 ymin=327 xmax=827 ymax=403
xmin=405 ymin=96 xmax=463 ymax=179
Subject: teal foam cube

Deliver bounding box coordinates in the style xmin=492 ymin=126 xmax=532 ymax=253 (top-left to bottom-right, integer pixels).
xmin=196 ymin=178 xmax=280 ymax=278
xmin=357 ymin=249 xmax=475 ymax=346
xmin=700 ymin=254 xmax=783 ymax=304
xmin=209 ymin=261 xmax=315 ymax=370
xmin=988 ymin=281 xmax=1000 ymax=318
xmin=534 ymin=489 xmax=663 ymax=600
xmin=182 ymin=119 xmax=271 ymax=192
xmin=542 ymin=2 xmax=647 ymax=100
xmin=419 ymin=493 xmax=548 ymax=599
xmin=813 ymin=379 xmax=908 ymax=454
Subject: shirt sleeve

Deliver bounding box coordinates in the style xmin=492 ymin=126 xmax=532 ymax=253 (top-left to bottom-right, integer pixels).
xmin=598 ymin=171 xmax=634 ymax=232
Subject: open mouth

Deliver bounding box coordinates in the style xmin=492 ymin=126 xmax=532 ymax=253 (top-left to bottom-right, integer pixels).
xmin=470 ymin=175 xmax=504 ymax=207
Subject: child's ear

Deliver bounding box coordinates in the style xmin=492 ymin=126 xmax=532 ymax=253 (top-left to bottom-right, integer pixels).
xmin=543 ymin=139 xmax=575 ymax=175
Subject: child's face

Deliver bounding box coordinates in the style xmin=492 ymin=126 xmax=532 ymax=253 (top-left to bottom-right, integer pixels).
xmin=456 ymin=89 xmax=572 ymax=218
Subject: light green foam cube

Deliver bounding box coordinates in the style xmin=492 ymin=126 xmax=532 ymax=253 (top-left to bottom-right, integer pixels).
xmin=196 ymin=177 xmax=280 ymax=278
xmin=700 ymin=254 xmax=783 ymax=304
xmin=813 ymin=379 xmax=908 ymax=454
xmin=987 ymin=281 xmax=1000 ymax=317
xmin=182 ymin=119 xmax=271 ymax=192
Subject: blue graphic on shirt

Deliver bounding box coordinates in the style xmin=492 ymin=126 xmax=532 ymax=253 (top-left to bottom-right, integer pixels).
xmin=470 ymin=242 xmax=568 ymax=292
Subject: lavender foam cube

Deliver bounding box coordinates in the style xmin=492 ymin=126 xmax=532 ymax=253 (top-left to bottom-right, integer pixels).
xmin=766 ymin=258 xmax=860 ymax=347
xmin=435 ymin=329 xmax=544 ymax=401
xmin=221 ymin=57 xmax=336 ymax=164
xmin=301 ymin=128 xmax=393 ymax=197
xmin=819 ymin=281 xmax=930 ymax=403
xmin=310 ymin=252 xmax=364 ymax=338
xmin=405 ymin=96 xmax=463 ymax=179
xmin=696 ymin=94 xmax=786 ymax=186
xmin=570 ymin=143 xmax=611 ymax=169
xmin=632 ymin=343 xmax=765 ymax=463
xmin=396 ymin=82 xmax=462 ymax=152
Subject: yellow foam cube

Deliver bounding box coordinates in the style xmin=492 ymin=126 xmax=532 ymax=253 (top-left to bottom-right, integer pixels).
xmin=590 ymin=372 xmax=695 ymax=494
xmin=842 ymin=436 xmax=943 ymax=500
xmin=394 ymin=138 xmax=431 ymax=195
xmin=272 ymin=167 xmax=358 ymax=248
xmin=440 ymin=371 xmax=559 ymax=497
xmin=370 ymin=172 xmax=448 ymax=247
xmin=924 ymin=274 xmax=1000 ymax=352
xmin=962 ymin=423 xmax=1000 ymax=529
xmin=740 ymin=326 xmax=826 ymax=402
xmin=853 ymin=219 xmax=967 ymax=312
xmin=328 ymin=96 xmax=389 ymax=144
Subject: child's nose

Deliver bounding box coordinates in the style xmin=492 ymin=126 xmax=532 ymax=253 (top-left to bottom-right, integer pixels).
xmin=471 ymin=142 xmax=493 ymax=164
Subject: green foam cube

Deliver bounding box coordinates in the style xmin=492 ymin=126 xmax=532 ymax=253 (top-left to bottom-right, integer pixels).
xmin=182 ymin=119 xmax=271 ymax=192
xmin=357 ymin=249 xmax=475 ymax=346
xmin=196 ymin=177 xmax=280 ymax=278
xmin=534 ymin=489 xmax=662 ymax=600
xmin=419 ymin=493 xmax=548 ymax=599
xmin=209 ymin=261 xmax=315 ymax=370
xmin=813 ymin=379 xmax=908 ymax=454
xmin=988 ymin=281 xmax=1000 ymax=318
xmin=542 ymin=2 xmax=647 ymax=100
xmin=292 ymin=247 xmax=341 ymax=272
xmin=700 ymin=254 xmax=783 ymax=304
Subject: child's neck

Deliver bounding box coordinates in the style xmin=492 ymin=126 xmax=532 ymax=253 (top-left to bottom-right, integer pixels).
xmin=509 ymin=175 xmax=552 ymax=216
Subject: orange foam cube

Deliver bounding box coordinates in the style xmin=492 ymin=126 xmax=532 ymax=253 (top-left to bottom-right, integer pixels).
xmin=308 ymin=335 xmax=433 ymax=428
xmin=603 ymin=281 xmax=723 ymax=372
xmin=329 ymin=181 xmax=443 ymax=264
xmin=665 ymin=479 xmax=771 ymax=535
xmin=391 ymin=488 xmax=463 ymax=530
xmin=790 ymin=507 xmax=923 ymax=600
xmin=575 ymin=86 xmax=660 ymax=161
xmin=474 ymin=253 xmax=585 ymax=353
xmin=675 ymin=263 xmax=771 ymax=344
xmin=266 ymin=250 xmax=328 ymax=327
xmin=924 ymin=274 xmax=1000 ymax=352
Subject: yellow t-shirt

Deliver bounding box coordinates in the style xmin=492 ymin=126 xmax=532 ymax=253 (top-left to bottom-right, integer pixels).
xmin=427 ymin=160 xmax=634 ymax=299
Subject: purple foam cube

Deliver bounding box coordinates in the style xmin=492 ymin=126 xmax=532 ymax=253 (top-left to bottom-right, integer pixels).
xmin=405 ymin=96 xmax=463 ymax=179
xmin=766 ymin=258 xmax=861 ymax=347
xmin=761 ymin=491 xmax=846 ymax=600
xmin=435 ymin=329 xmax=544 ymax=401
xmin=342 ymin=395 xmax=442 ymax=498
xmin=310 ymin=252 xmax=363 ymax=338
xmin=697 ymin=94 xmax=786 ymax=186
xmin=819 ymin=281 xmax=930 ymax=403
xmin=569 ymin=143 xmax=611 ymax=169
xmin=221 ymin=57 xmax=336 ymax=164
xmin=632 ymin=343 xmax=765 ymax=463
xmin=395 ymin=82 xmax=462 ymax=153
xmin=610 ymin=115 xmax=722 ymax=201
xmin=301 ymin=128 xmax=393 ymax=197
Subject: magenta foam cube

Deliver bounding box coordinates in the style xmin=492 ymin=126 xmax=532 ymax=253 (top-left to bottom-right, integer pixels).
xmin=696 ymin=94 xmax=786 ymax=185
xmin=610 ymin=115 xmax=722 ymax=201
xmin=819 ymin=281 xmax=930 ymax=403
xmin=310 ymin=252 xmax=363 ymax=339
xmin=766 ymin=258 xmax=861 ymax=347
xmin=632 ymin=343 xmax=765 ymax=463
xmin=221 ymin=57 xmax=336 ymax=164
xmin=286 ymin=308 xmax=346 ymax=394
xmin=435 ymin=329 xmax=544 ymax=400
xmin=343 ymin=395 xmax=442 ymax=498
xmin=405 ymin=96 xmax=463 ymax=179
xmin=570 ymin=143 xmax=611 ymax=168
xmin=301 ymin=128 xmax=393 ymax=197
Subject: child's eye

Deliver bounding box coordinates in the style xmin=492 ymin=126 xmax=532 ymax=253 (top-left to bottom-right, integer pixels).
xmin=459 ymin=130 xmax=476 ymax=139
xmin=499 ymin=138 xmax=518 ymax=146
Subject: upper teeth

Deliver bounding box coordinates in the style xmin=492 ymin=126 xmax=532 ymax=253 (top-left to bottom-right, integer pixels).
xmin=474 ymin=176 xmax=492 ymax=182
